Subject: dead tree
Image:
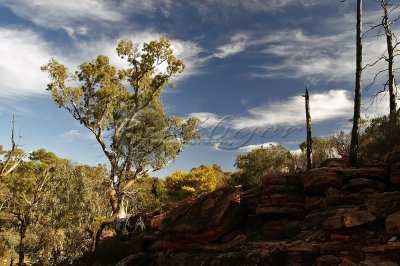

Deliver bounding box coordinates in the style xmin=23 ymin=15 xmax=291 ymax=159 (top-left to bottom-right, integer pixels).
xmin=365 ymin=0 xmax=400 ymax=123
xmin=303 ymin=87 xmax=313 ymax=170
xmin=349 ymin=0 xmax=363 ymax=167
xmin=0 ymin=116 xmax=27 ymax=179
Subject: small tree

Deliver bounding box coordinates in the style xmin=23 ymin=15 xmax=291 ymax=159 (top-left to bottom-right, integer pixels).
xmin=42 ymin=37 xmax=200 ymax=246
xmin=235 ymin=145 xmax=293 ymax=186
xmin=165 ymin=165 xmax=219 ymax=202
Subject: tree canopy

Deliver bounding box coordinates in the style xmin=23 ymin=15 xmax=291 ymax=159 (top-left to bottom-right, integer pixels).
xmin=41 ymin=37 xmax=200 ymax=231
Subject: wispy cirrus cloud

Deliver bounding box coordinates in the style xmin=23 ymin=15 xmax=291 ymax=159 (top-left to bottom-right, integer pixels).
xmin=212 ymin=33 xmax=248 ymax=59
xmin=190 ymin=0 xmax=330 ymax=17
xmin=0 ymin=27 xmax=204 ymax=99
xmin=0 ymin=27 xmax=56 ymax=98
xmin=238 ymin=142 xmax=279 ymax=152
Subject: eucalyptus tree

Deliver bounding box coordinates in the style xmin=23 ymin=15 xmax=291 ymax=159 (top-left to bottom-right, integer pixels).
xmin=42 ymin=37 xmax=200 ymax=245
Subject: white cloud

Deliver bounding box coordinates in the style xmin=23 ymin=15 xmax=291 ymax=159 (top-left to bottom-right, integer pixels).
xmin=238 ymin=142 xmax=279 ymax=152
xmin=191 ymin=0 xmax=329 ymax=17
xmin=213 ymin=34 xmax=248 ymax=59
xmin=230 ymin=89 xmax=353 ymax=129
xmin=59 ymin=129 xmax=82 ymax=142
xmin=0 ymin=27 xmax=56 ymax=98
xmin=1 ymin=0 xmax=122 ymax=35
xmin=188 ymin=112 xmax=226 ymax=128
xmin=0 ymin=27 xmax=203 ymax=99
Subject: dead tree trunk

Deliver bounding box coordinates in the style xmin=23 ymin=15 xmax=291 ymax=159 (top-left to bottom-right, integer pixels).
xmin=381 ymin=0 xmax=397 ymax=122
xmin=349 ymin=0 xmax=363 ymax=167
xmin=304 ymin=87 xmax=313 ymax=170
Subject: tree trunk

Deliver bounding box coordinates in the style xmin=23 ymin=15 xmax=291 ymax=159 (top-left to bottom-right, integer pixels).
xmin=382 ymin=0 xmax=397 ymax=122
xmin=18 ymin=221 xmax=27 ymax=266
xmin=349 ymin=0 xmax=363 ymax=167
xmin=92 ymin=173 xmax=126 ymax=251
xmin=305 ymin=87 xmax=313 ymax=170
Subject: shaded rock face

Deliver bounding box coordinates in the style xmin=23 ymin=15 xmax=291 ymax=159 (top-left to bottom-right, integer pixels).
xmin=390 ymin=163 xmax=400 ymax=186
xmin=153 ymin=186 xmax=245 ymax=244
xmin=256 ymin=174 xmax=305 ymax=219
xmin=386 ymin=211 xmax=400 ymax=235
xmin=93 ymin=161 xmax=400 ymax=266
xmin=301 ymin=168 xmax=342 ymax=194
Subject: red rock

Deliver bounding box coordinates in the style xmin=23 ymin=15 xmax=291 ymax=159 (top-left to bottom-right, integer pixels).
xmin=155 ymin=186 xmax=245 ymax=243
xmin=361 ymin=245 xmax=386 ymax=253
xmin=116 ymin=253 xmax=147 ymax=266
xmin=262 ymin=219 xmax=303 ymax=240
xmin=151 ymin=234 xmax=246 ymax=251
xmin=316 ymin=255 xmax=342 ymax=266
xmin=390 ymin=162 xmax=400 ymax=186
xmin=343 ymin=210 xmax=376 ymax=227
xmin=341 ymin=178 xmax=388 ymax=192
xmin=301 ymin=168 xmax=342 ymax=194
xmin=321 ymin=215 xmax=344 ymax=230
xmin=305 ymin=196 xmax=325 ymax=212
xmin=331 ymin=167 xmax=388 ymax=180
xmin=330 ymin=234 xmax=350 ymax=243
xmin=386 ymin=211 xmax=400 ymax=235
xmin=385 ymin=241 xmax=400 ymax=251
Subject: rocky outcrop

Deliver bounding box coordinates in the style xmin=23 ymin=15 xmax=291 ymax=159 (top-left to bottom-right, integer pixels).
xmin=390 ymin=163 xmax=400 ymax=186
xmin=301 ymin=168 xmax=342 ymax=194
xmin=386 ymin=211 xmax=400 ymax=235
xmin=153 ymin=186 xmax=245 ymax=244
xmin=92 ymin=160 xmax=400 ymax=266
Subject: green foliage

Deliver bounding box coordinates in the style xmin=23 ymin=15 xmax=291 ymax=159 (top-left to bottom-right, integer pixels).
xmin=42 ymin=37 xmax=200 ymax=219
xmin=165 ymin=165 xmax=221 ymax=201
xmin=234 ymin=145 xmax=293 ymax=186
xmin=125 ymin=176 xmax=167 ymax=214
xmin=0 ymin=150 xmax=108 ymax=264
xmin=360 ymin=113 xmax=400 ymax=160
xmin=299 ymin=131 xmax=351 ymax=168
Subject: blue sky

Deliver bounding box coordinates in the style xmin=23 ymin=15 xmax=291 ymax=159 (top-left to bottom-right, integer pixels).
xmin=0 ymin=0 xmax=399 ymax=177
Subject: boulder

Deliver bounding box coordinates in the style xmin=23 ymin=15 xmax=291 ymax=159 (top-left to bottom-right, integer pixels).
xmin=331 ymin=167 xmax=388 ymax=182
xmin=390 ymin=162 xmax=400 ymax=186
xmin=306 ymin=207 xmax=376 ymax=230
xmin=362 ymin=191 xmax=400 ymax=219
xmin=257 ymin=174 xmax=305 ymax=218
xmin=341 ymin=178 xmax=388 ymax=192
xmin=301 ymin=168 xmax=342 ymax=194
xmin=153 ymin=186 xmax=245 ymax=243
xmin=116 ymin=253 xmax=148 ymax=266
xmin=386 ymin=211 xmax=400 ymax=235
xmin=305 ymin=196 xmax=325 ymax=212
xmin=316 ymin=255 xmax=342 ymax=266
xmin=262 ymin=219 xmax=303 ymax=240
xmin=256 ymin=193 xmax=305 ymax=218
xmin=343 ymin=209 xmax=376 ymax=227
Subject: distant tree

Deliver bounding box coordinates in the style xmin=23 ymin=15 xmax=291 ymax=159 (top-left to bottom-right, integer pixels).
xmin=42 ymin=37 xmax=200 ymax=246
xmin=125 ymin=176 xmax=167 ymax=214
xmin=0 ymin=150 xmax=108 ymax=265
xmin=235 ymin=145 xmax=293 ymax=186
xmin=360 ymin=113 xmax=400 ymax=160
xmin=165 ymin=165 xmax=219 ymax=201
